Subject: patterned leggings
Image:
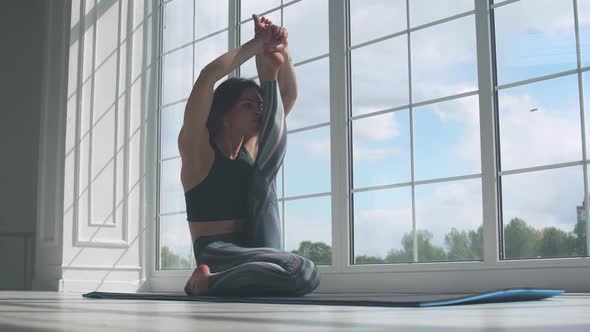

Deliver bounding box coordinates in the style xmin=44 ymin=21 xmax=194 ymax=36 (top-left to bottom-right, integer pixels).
xmin=190 ymin=232 xmax=320 ymax=297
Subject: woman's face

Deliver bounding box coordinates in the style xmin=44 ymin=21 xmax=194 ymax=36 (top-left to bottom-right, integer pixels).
xmin=225 ymin=87 xmax=262 ymax=137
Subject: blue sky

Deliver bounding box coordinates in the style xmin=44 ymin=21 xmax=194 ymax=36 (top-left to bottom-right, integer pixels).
xmin=159 ymin=0 xmax=590 ymax=261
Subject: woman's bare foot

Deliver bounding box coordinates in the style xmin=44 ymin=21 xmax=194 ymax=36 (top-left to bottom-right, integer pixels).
xmin=184 ymin=264 xmax=213 ymax=296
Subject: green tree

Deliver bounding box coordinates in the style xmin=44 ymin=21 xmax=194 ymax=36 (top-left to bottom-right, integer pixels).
xmin=400 ymin=230 xmax=447 ymax=262
xmin=291 ymin=241 xmax=332 ymax=265
xmin=468 ymin=225 xmax=484 ymax=259
xmin=572 ymin=217 xmax=587 ymax=256
xmin=444 ymin=225 xmax=483 ymax=260
xmin=384 ymin=248 xmax=412 ymax=263
xmin=355 ymin=255 xmax=386 ymax=264
xmin=504 ymin=217 xmax=539 ymax=259
xmin=536 ymin=226 xmax=571 ymax=257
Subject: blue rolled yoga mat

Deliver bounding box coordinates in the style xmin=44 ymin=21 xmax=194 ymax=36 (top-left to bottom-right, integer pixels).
xmin=82 ymin=288 xmax=563 ymax=307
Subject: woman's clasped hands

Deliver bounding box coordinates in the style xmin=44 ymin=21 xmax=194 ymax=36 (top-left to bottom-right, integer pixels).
xmin=253 ymin=14 xmax=288 ymax=67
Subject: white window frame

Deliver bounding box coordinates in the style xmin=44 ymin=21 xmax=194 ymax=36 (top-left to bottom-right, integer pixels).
xmin=148 ymin=0 xmax=590 ymax=293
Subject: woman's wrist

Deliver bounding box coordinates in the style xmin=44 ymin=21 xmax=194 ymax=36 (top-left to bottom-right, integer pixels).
xmin=255 ymin=56 xmax=279 ymax=81
xmin=248 ymin=37 xmax=265 ymax=55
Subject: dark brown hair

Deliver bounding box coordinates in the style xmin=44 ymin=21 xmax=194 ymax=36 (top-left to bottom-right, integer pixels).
xmin=206 ymin=77 xmax=262 ymax=142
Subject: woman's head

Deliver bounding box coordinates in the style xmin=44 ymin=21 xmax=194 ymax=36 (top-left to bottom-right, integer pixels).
xmin=207 ymin=78 xmax=263 ymax=142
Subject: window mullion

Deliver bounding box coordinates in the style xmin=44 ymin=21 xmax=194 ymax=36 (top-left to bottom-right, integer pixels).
xmin=474 ymin=0 xmax=500 ymax=264
xmin=328 ymin=0 xmax=350 ymax=273
xmin=229 ymin=0 xmax=239 ymax=79
xmin=573 ymin=0 xmax=590 ymax=256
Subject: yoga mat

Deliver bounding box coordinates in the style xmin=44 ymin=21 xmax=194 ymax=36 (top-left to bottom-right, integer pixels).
xmin=82 ymin=288 xmax=563 ymax=307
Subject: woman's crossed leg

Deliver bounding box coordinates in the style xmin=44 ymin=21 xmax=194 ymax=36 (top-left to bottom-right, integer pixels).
xmin=185 ymin=236 xmax=320 ymax=297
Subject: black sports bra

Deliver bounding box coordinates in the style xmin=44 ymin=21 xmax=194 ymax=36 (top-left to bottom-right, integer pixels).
xmin=184 ymin=140 xmax=254 ymax=222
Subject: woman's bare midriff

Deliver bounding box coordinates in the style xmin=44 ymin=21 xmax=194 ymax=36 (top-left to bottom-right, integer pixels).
xmin=188 ymin=218 xmax=245 ymax=244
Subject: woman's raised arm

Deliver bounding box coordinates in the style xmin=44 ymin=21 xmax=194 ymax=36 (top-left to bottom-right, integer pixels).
xmin=178 ymin=27 xmax=280 ymax=153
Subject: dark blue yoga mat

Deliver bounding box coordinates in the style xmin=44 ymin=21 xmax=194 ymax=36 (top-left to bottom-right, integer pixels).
xmin=82 ymin=288 xmax=563 ymax=307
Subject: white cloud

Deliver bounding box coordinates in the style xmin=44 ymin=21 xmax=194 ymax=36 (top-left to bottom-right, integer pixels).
xmin=353 ymin=145 xmax=403 ymax=162
xmin=301 ymin=137 xmax=330 ymax=158
xmin=494 ymin=0 xmax=583 ymax=36
xmin=499 ymin=93 xmax=581 ymax=169
xmin=349 ymin=0 xmax=406 ymax=45
xmin=354 ymin=112 xmax=401 ymax=140
xmin=409 ymin=0 xmax=474 ymax=28
xmin=411 ymin=14 xmax=476 ymax=75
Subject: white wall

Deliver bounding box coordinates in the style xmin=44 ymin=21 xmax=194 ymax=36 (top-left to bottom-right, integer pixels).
xmin=0 ymin=0 xmax=48 ymax=290
xmin=32 ymin=0 xmax=159 ymax=292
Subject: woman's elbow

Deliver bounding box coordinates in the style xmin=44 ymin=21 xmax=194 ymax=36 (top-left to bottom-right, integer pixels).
xmin=199 ymin=65 xmax=219 ymax=83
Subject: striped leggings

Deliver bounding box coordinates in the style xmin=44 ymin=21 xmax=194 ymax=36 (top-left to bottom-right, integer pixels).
xmin=191 ymin=232 xmax=320 ymax=297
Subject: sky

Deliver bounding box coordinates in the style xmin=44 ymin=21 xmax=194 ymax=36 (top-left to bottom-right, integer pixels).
xmin=157 ymin=0 xmax=590 ymax=261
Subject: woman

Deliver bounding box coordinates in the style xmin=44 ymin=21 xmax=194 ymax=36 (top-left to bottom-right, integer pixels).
xmin=178 ymin=14 xmax=320 ymax=297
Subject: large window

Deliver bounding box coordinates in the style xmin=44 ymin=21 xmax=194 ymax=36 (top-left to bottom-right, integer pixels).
xmin=493 ymin=0 xmax=588 ymax=259
xmin=350 ymin=0 xmax=482 ymax=264
xmin=155 ymin=0 xmax=589 ymax=291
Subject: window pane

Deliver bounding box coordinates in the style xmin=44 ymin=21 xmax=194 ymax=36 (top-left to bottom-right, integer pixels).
xmin=350 ymin=0 xmax=406 ymax=47
xmin=353 ymin=187 xmax=413 ymax=264
xmin=194 ymin=32 xmax=228 ymax=77
xmin=414 ymin=96 xmax=481 ymax=181
xmin=352 ymin=111 xmax=411 ymax=188
xmin=240 ymin=0 xmax=281 ymax=22
xmin=409 ymin=0 xmax=473 ymax=28
xmin=494 ymin=0 xmax=577 ymax=85
xmin=498 ymin=75 xmax=582 ymax=171
xmin=195 ymin=0 xmax=229 ymax=39
xmin=287 ymin=58 xmax=330 ymax=130
xmin=239 ymin=10 xmax=281 ymax=79
xmin=159 ymin=158 xmax=184 ymax=214
xmin=161 ymin=103 xmax=183 ymax=159
xmin=160 ymin=214 xmax=194 ymax=270
xmin=285 ymin=127 xmax=331 ymax=197
xmin=163 ymin=0 xmax=193 ymax=52
xmin=581 ymin=0 xmax=590 ymax=66
xmin=285 ymin=196 xmax=332 ymax=266
xmin=501 ymin=166 xmax=586 ymax=259
xmin=283 ymin=0 xmax=329 ymax=63
xmin=162 ymin=46 xmax=192 ymax=105
xmin=351 ymin=35 xmax=408 ymax=117
xmin=411 ymin=15 xmax=477 ymax=103
xmin=415 ymin=178 xmax=483 ymax=262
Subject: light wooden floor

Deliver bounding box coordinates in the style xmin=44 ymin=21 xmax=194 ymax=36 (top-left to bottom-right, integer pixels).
xmin=0 ymin=291 xmax=589 ymax=331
